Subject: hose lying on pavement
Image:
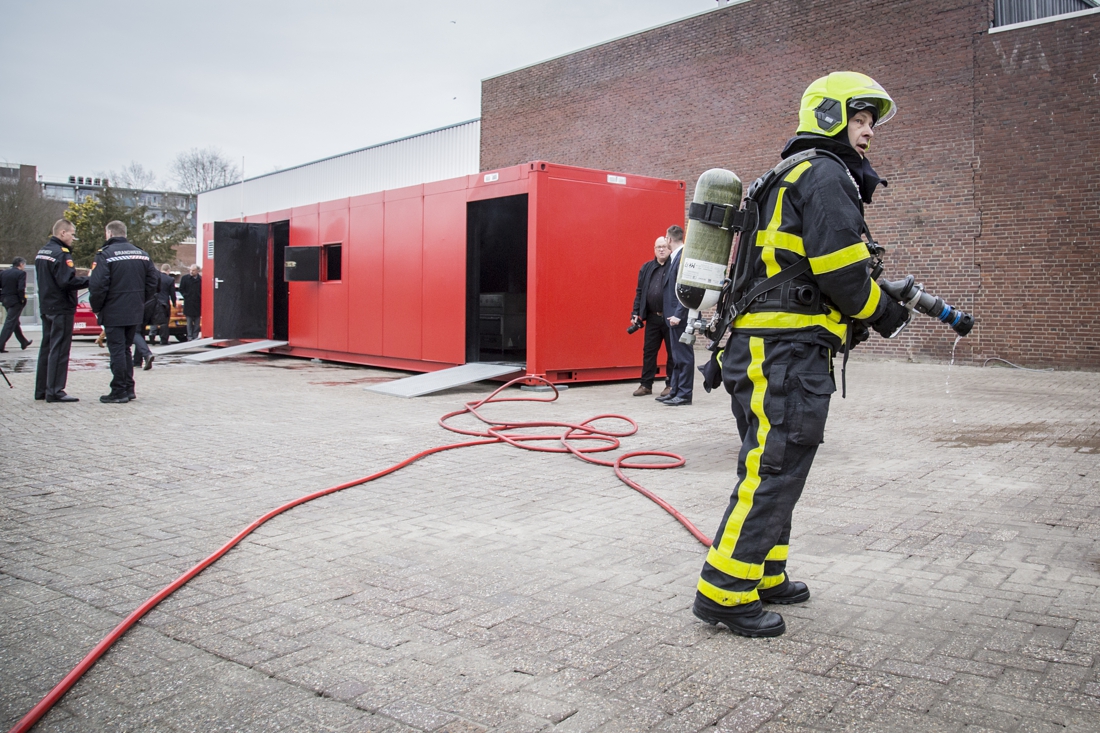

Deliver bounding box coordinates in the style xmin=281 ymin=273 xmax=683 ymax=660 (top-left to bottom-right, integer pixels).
xmin=9 ymin=376 xmax=706 ymax=733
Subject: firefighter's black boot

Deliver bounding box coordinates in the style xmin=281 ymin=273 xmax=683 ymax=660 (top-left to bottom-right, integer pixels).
xmin=692 ymin=592 xmax=785 ymax=638
xmin=758 ymin=580 xmax=811 ymax=605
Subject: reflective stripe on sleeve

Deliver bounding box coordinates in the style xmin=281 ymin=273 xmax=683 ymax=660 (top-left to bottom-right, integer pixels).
xmin=853 ymin=280 xmax=883 ymax=321
xmin=809 ymin=242 xmax=870 ymax=275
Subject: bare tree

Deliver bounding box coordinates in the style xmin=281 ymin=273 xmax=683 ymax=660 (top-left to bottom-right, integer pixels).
xmin=170 ymin=148 xmax=241 ymax=195
xmin=110 ymin=161 xmax=160 ymax=191
xmin=0 ymin=178 xmax=67 ymax=264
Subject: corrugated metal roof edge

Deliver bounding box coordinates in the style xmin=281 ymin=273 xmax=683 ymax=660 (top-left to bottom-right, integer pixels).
xmin=203 ymin=118 xmax=481 ymax=194
xmin=481 ymin=2 xmax=741 ymax=82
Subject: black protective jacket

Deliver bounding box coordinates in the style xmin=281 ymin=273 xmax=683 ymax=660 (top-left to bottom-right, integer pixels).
xmin=88 ymin=237 xmax=159 ymax=327
xmin=178 ymin=273 xmax=201 ymax=317
xmin=35 ymin=237 xmax=89 ymax=315
xmin=730 ymin=135 xmax=889 ymax=353
xmin=0 ymin=267 xmax=27 ymax=308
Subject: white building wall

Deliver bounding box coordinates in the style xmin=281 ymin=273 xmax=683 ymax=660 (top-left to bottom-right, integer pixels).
xmin=197 ymin=119 xmax=480 ymax=233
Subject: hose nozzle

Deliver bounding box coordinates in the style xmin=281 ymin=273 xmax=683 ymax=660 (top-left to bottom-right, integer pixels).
xmin=879 ymin=276 xmax=973 ymax=337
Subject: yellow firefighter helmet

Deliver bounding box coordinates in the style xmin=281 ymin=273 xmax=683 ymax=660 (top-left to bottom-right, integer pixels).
xmin=797 ymin=71 xmax=896 ymax=135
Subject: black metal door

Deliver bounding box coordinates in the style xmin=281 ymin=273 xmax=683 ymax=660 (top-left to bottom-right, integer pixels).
xmin=283 ymin=246 xmax=321 ymax=281
xmin=213 ymin=222 xmax=271 ymax=339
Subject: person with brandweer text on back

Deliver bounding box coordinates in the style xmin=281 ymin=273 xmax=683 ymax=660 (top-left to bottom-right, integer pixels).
xmin=89 ymin=221 xmax=159 ymax=404
xmin=692 ymin=72 xmax=912 ymax=638
xmin=34 ymin=219 xmax=89 ymax=402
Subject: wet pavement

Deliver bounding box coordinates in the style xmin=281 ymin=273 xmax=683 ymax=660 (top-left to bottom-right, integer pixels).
xmin=2 ymin=337 xmax=1099 ymax=732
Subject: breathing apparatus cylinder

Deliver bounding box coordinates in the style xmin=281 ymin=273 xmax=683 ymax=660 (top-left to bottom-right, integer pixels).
xmin=676 ymin=169 xmax=742 ymax=345
xmin=879 ymin=275 xmax=974 ymax=337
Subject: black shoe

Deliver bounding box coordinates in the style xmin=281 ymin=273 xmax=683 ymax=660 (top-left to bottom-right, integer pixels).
xmin=655 ymin=394 xmax=673 ymax=402
xmin=127 ymin=392 xmax=136 ymax=401
xmin=21 ymin=340 xmax=32 ymax=350
xmin=692 ymin=595 xmax=785 ymax=638
xmin=758 ymin=580 xmax=811 ymax=605
xmin=0 ymin=348 xmax=6 ymax=353
xmin=46 ymin=394 xmax=79 ymax=403
xmin=143 ymin=355 xmax=154 ymax=370
xmin=34 ymin=394 xmax=45 ymax=401
xmin=663 ymin=396 xmax=692 ymax=406
xmin=100 ymin=394 xmax=130 ymax=403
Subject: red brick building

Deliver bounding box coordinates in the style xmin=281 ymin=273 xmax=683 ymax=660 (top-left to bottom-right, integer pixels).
xmin=480 ymin=0 xmax=1100 ymax=369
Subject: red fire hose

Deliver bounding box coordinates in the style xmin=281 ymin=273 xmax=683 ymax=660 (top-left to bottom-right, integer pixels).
xmin=9 ymin=377 xmax=709 ymax=733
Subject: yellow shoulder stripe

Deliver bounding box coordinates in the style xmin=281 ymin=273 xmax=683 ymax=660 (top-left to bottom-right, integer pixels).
xmin=783 ymin=160 xmax=813 ymax=183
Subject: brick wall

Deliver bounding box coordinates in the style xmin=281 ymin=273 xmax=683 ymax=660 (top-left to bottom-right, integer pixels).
xmin=481 ymin=0 xmax=1100 ymax=369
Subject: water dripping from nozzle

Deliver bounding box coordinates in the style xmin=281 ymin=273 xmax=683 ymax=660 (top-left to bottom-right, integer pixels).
xmin=946 ymin=335 xmax=963 ymax=422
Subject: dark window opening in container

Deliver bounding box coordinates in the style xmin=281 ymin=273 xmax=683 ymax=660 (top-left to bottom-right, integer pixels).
xmin=323 ymin=243 xmax=342 ymax=281
xmin=466 ymin=194 xmax=528 ymax=364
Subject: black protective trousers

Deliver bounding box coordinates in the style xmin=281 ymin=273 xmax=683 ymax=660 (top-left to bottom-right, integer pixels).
xmin=105 ymin=325 xmax=138 ymax=397
xmin=697 ymin=334 xmax=836 ymax=606
xmin=35 ymin=312 xmax=75 ymax=400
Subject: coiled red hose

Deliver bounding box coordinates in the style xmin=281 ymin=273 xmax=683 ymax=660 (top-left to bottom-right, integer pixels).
xmin=9 ymin=376 xmax=708 ymax=733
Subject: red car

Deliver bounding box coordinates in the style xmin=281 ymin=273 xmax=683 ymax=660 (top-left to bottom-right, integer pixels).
xmin=73 ymin=289 xmax=188 ymax=341
xmin=73 ymin=291 xmax=100 ymax=337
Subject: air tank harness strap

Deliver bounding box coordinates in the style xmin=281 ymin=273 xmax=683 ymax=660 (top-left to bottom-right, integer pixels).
xmin=732 ymin=258 xmax=811 ymax=315
xmin=687 ymin=201 xmax=755 ymax=232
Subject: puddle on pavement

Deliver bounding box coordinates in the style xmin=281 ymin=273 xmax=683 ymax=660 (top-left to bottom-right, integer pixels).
xmin=935 ymin=422 xmax=1100 ymax=452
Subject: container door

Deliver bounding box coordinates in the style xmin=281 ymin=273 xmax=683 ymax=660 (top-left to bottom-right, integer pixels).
xmin=212 ymin=221 xmax=271 ymax=339
xmin=283 ymin=246 xmax=321 ymax=281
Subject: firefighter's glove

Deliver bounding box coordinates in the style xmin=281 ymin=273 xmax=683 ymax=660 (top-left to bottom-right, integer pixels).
xmin=871 ymin=298 xmax=911 ymax=339
xmin=698 ymin=349 xmax=724 ymax=393
xmin=849 ymin=321 xmax=870 ymax=349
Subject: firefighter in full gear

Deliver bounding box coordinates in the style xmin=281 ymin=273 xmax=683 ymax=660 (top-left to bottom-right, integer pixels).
xmin=692 ymin=72 xmax=912 ymax=637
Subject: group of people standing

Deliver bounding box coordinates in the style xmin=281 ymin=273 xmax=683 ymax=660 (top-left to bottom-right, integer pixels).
xmin=0 ymin=218 xmax=203 ymax=404
xmin=630 ymin=224 xmax=695 ymax=406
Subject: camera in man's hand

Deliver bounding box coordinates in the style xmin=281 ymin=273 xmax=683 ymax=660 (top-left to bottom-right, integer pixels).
xmin=627 ymin=320 xmax=642 ymax=335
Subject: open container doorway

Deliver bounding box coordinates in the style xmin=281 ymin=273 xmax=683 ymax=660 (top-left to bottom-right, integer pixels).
xmin=466 ymin=194 xmax=528 ymax=364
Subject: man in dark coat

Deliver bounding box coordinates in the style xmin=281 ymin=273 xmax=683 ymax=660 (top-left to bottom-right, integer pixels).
xmin=0 ymin=257 xmax=32 ymax=352
xmin=88 ymin=220 xmax=159 ymax=403
xmin=660 ymin=225 xmax=694 ymax=406
xmin=34 ymin=220 xmax=89 ymax=402
xmin=150 ymin=264 xmax=177 ymax=346
xmin=629 ymin=237 xmax=673 ymax=397
xmin=177 ymin=264 xmax=202 ymax=341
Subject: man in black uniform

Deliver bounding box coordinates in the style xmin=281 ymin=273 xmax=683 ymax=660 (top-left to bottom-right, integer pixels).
xmin=150 ymin=264 xmax=177 ymax=346
xmin=88 ymin=220 xmax=158 ymax=403
xmin=0 ymin=257 xmax=33 ymax=352
xmin=692 ymin=72 xmax=911 ymax=637
xmin=178 ymin=264 xmax=202 ymax=341
xmin=35 ymin=220 xmax=89 ymax=402
xmin=630 ymin=236 xmax=673 ymax=397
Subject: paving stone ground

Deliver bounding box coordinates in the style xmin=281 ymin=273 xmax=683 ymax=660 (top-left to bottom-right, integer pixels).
xmin=2 ymin=337 xmax=1098 ymax=732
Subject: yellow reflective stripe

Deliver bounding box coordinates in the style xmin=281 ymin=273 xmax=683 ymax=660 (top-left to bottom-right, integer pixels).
xmin=809 ymin=242 xmax=870 ymax=275
xmin=757 ymin=573 xmax=787 ymax=590
xmin=755 ymin=229 xmax=806 ymax=256
xmin=766 ymin=188 xmax=785 ymax=230
xmin=762 ymin=246 xmax=780 ymax=277
xmin=697 ymin=577 xmax=760 ymax=607
xmin=706 ymin=547 xmax=764 ymax=580
xmin=714 ymin=338 xmax=769 ymax=561
xmin=783 ymin=160 xmax=812 ymax=183
xmin=853 ymin=280 xmax=882 ymax=321
xmin=765 ymin=544 xmax=789 ymax=562
xmin=733 ymin=311 xmax=848 ymax=342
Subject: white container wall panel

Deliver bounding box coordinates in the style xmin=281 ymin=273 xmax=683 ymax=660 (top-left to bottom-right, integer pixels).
xmin=198 ymin=119 xmax=480 ymax=229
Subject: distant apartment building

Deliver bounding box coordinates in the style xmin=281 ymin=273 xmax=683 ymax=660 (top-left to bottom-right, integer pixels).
xmin=38 ymin=174 xmax=199 ymax=265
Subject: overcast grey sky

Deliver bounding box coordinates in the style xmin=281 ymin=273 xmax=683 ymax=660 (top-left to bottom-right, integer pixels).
xmin=1 ymin=0 xmax=727 ymax=188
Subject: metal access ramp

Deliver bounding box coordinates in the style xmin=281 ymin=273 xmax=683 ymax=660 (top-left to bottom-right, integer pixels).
xmin=150 ymin=337 xmax=230 ymax=355
xmin=365 ymin=362 xmax=524 ymax=398
xmin=182 ymin=340 xmax=289 ymax=363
